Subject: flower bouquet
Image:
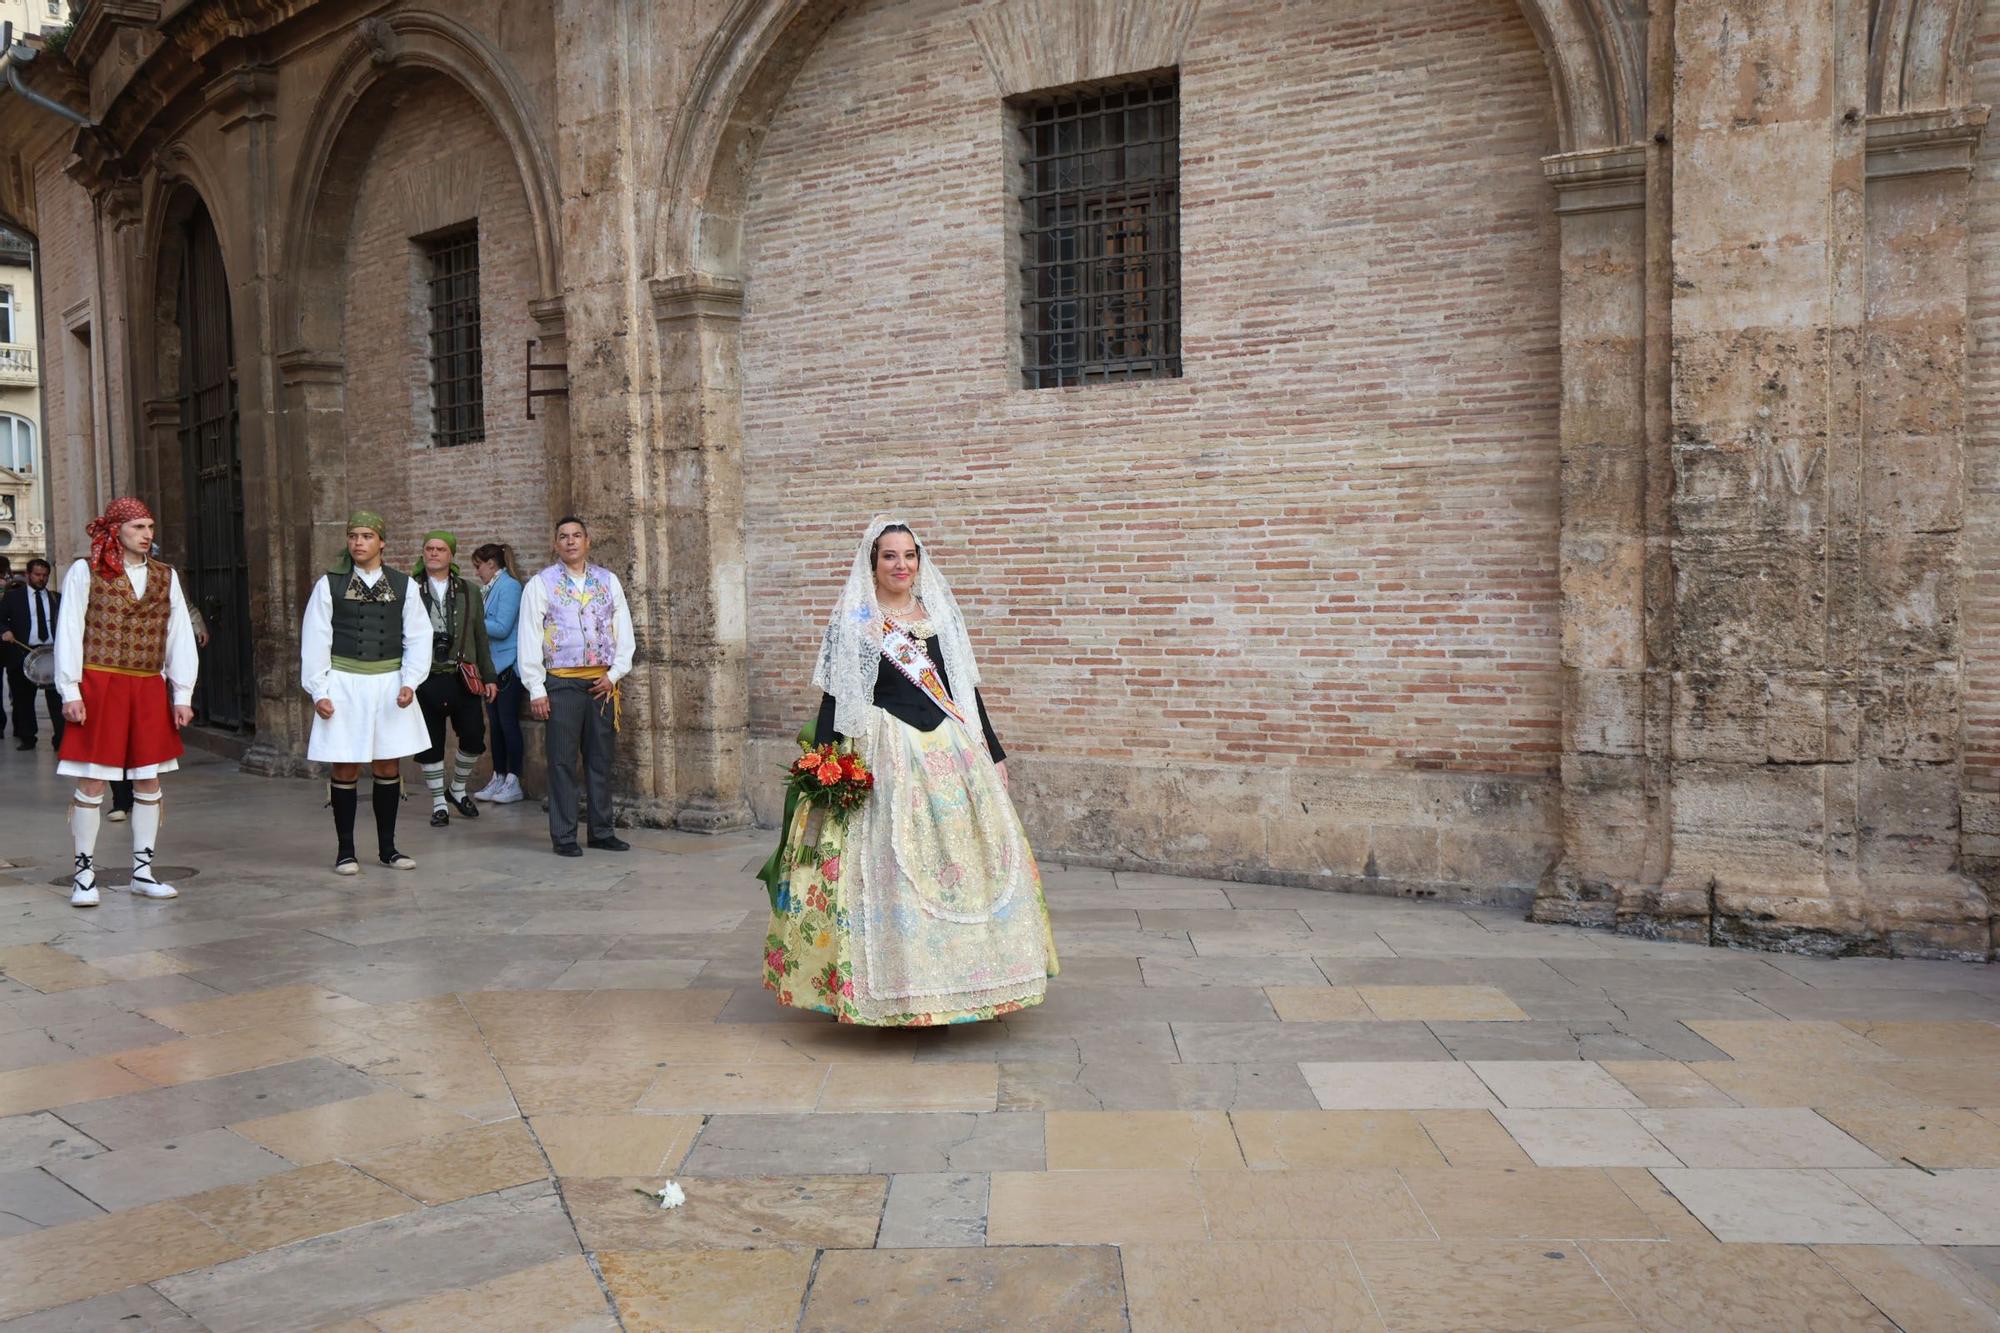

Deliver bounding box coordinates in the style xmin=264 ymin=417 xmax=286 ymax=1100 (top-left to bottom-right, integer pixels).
xmin=786 ymin=741 xmax=874 ymax=867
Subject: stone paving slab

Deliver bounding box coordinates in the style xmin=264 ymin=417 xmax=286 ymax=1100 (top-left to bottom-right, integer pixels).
xmin=0 ymin=747 xmax=1996 ymax=1328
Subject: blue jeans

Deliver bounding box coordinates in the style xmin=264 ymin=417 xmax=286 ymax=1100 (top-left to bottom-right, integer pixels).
xmin=486 ymin=668 xmax=526 ymax=777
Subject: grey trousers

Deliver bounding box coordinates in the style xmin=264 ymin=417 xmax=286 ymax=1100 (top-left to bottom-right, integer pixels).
xmin=544 ymin=676 xmax=616 ymax=846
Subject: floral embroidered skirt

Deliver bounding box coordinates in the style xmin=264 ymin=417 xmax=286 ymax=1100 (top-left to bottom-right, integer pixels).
xmin=762 ymin=710 xmax=1057 ymax=1025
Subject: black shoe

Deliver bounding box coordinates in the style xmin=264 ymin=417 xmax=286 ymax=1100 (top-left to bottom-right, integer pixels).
xmin=585 ymin=835 xmax=631 ymax=852
xmin=452 ymin=794 xmax=479 ymax=819
xmin=553 ymin=842 xmax=584 ymax=858
xmin=430 ymin=808 xmax=450 ymax=827
xmin=14 ymin=738 xmax=33 ymax=751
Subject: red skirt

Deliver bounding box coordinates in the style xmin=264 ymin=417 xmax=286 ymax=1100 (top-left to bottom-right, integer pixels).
xmin=57 ymin=669 xmax=183 ymax=771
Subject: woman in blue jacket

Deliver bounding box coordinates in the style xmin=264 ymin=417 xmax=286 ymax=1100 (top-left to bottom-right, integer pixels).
xmin=471 ymin=543 xmax=526 ymax=803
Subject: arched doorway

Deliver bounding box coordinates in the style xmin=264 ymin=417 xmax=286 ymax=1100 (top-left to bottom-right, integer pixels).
xmin=172 ymin=202 xmax=254 ymax=731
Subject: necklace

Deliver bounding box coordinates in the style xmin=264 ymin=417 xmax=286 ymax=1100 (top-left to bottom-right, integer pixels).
xmin=879 ymin=595 xmax=921 ymax=618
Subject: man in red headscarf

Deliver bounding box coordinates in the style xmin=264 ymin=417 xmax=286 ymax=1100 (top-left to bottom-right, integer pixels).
xmin=53 ymin=498 xmax=200 ymax=908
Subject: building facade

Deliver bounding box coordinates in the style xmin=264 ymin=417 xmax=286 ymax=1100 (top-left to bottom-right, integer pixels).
xmin=0 ymin=0 xmax=1993 ymax=959
xmin=0 ymin=225 xmax=45 ymax=564
xmin=0 ymin=0 xmax=70 ymax=41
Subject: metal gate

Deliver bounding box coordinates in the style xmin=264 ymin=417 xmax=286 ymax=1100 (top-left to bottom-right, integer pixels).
xmin=176 ymin=205 xmax=254 ymax=732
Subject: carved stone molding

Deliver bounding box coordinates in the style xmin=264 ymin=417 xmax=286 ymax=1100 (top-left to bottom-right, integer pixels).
xmin=1870 ymin=0 xmax=1978 ymax=115
xmin=968 ymin=0 xmax=1202 ymax=97
xmin=67 ymin=0 xmax=162 ymax=72
xmin=1542 ymin=145 xmax=1647 ymax=214
xmin=203 ymin=61 xmax=277 ymax=133
xmin=651 ymin=273 xmax=747 ymax=324
xmin=274 ymin=348 xmax=343 ymax=387
xmin=1864 ymin=105 xmax=1990 ymax=180
xmin=528 ymin=296 xmax=567 ymax=339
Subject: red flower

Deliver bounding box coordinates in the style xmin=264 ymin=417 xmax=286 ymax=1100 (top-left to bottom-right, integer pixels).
xmin=819 ymin=856 xmax=841 ymax=881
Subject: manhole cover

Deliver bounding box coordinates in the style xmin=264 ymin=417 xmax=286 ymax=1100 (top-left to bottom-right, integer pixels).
xmin=46 ymin=866 xmax=201 ymax=888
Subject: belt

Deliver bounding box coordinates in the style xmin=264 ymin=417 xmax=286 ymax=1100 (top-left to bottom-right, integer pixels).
xmin=83 ymin=663 xmax=158 ymax=678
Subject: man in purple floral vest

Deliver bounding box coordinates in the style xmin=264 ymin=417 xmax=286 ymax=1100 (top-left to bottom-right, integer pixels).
xmin=518 ymin=516 xmax=636 ymax=856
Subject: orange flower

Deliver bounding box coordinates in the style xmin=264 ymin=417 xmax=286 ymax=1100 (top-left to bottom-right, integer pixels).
xmin=816 ymin=765 xmax=839 ymax=786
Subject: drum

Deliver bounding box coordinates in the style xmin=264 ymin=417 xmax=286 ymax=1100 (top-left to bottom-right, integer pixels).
xmin=21 ymin=644 xmax=54 ymax=687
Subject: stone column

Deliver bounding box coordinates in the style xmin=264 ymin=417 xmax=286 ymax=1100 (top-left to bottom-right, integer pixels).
xmin=1661 ymin=0 xmax=1989 ymax=958
xmin=1532 ymin=147 xmax=1658 ymax=930
xmin=205 ymin=59 xmax=299 ymax=769
xmin=246 ymin=350 xmax=343 ymax=776
xmin=1856 ymin=107 xmax=1991 ymax=956
xmin=528 ymin=297 xmax=574 ymax=526
xmin=653 ymin=274 xmax=755 ymax=833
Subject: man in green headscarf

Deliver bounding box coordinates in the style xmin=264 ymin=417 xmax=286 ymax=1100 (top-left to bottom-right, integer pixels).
xmin=301 ymin=510 xmax=431 ymax=875
xmin=413 ymin=529 xmax=497 ymax=826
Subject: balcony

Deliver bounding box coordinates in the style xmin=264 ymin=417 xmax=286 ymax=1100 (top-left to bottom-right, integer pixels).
xmin=0 ymin=344 xmax=35 ymax=385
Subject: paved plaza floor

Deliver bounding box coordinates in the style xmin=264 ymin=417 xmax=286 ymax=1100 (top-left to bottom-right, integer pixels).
xmin=1 ymin=741 xmax=1998 ymax=1329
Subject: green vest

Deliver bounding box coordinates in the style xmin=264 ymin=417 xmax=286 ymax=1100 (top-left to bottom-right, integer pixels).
xmin=327 ymin=567 xmax=410 ymax=663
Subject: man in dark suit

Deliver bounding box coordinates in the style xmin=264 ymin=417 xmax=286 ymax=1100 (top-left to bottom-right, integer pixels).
xmin=1 ymin=557 xmax=63 ymax=749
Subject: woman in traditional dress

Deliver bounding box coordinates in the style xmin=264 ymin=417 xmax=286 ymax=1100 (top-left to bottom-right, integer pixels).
xmin=761 ymin=517 xmax=1057 ymax=1025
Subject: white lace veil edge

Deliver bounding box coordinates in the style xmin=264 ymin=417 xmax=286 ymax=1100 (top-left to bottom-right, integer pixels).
xmin=811 ymin=515 xmax=983 ymax=741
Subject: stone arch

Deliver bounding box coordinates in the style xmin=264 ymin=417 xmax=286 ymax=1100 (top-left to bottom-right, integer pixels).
xmin=269 ymin=7 xmax=568 ymax=619
xmin=639 ymin=0 xmax=1646 ymax=831
xmin=136 ymin=158 xmax=235 ymax=535
xmin=278 ymin=9 xmax=561 ymax=356
xmin=1870 ymin=0 xmax=1979 ymax=114
xmin=651 ymin=0 xmax=1647 ymax=281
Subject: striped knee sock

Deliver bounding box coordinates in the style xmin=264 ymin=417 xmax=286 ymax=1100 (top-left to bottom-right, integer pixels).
xmin=449 ymin=751 xmax=479 ymax=800
xmin=421 ymin=762 xmax=447 ymax=812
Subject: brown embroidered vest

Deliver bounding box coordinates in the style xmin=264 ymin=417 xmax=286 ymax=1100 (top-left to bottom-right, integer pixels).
xmin=81 ymin=559 xmax=174 ymax=673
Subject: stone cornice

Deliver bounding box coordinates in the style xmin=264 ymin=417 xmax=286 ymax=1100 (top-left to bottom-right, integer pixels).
xmin=1541 ymin=144 xmax=1647 ymax=215
xmin=275 ymin=347 xmax=343 ymax=385
xmin=68 ymin=0 xmax=162 ymax=72
xmin=202 ymin=57 xmax=277 ymax=132
xmin=651 ymin=273 xmax=746 ymax=324
xmin=528 ymin=296 xmax=567 ymax=338
xmin=1864 ymin=105 xmax=1990 ymax=179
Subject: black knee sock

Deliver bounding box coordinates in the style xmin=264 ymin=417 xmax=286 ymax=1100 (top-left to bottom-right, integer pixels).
xmin=372 ymin=777 xmax=401 ymax=858
xmin=331 ymin=781 xmax=358 ymax=860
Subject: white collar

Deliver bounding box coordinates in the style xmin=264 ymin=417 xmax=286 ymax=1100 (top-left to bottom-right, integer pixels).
xmin=352 ymin=566 xmax=385 ymax=585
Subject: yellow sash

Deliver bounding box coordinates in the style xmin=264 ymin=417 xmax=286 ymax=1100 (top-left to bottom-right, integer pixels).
xmin=551 ymin=664 xmax=620 ymax=732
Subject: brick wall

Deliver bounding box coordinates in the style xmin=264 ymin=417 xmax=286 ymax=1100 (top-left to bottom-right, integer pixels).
xmin=736 ymin=0 xmax=1562 ymax=884
xmin=339 ymin=75 xmax=549 ymax=576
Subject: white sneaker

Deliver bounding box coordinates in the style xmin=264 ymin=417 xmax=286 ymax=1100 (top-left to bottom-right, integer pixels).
xmin=491 ymin=775 xmax=525 ymax=805
xmin=105 ymin=809 xmax=129 ymax=824
xmin=473 ymin=777 xmax=503 ymax=801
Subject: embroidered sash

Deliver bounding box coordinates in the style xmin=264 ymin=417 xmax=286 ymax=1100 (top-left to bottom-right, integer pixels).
xmin=880 ymin=619 xmax=968 ymax=727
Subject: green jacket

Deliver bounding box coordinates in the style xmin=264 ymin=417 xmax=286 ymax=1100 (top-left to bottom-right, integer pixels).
xmin=419 ymin=571 xmax=498 ymax=683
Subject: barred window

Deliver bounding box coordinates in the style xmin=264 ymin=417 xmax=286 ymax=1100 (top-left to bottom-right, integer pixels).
xmin=1014 ymin=72 xmax=1180 ymax=390
xmin=423 ymin=227 xmax=484 ymax=447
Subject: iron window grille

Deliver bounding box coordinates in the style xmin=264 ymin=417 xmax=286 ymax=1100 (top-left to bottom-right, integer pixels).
xmin=423 ymin=227 xmax=485 ymax=448
xmin=1014 ymin=72 xmax=1181 ymax=389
